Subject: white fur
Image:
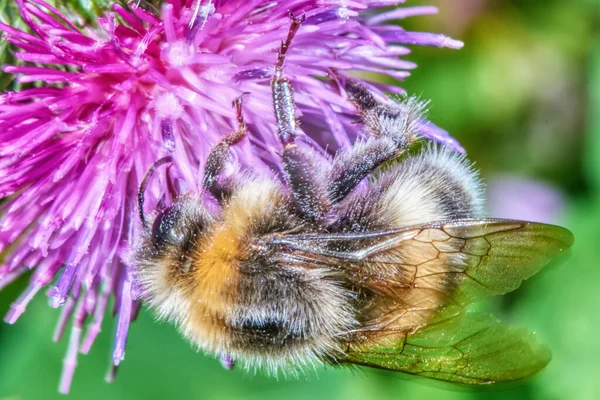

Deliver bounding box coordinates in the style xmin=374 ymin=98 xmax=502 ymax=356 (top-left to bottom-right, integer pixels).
xmin=380 ymin=145 xmax=485 ymax=227
xmin=364 ymin=96 xmax=427 ymax=140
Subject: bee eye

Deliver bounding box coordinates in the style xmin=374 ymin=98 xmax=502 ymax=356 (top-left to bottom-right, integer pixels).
xmin=151 ymin=205 xmax=182 ymax=246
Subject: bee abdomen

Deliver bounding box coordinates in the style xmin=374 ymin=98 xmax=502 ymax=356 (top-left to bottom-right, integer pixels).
xmin=221 ymin=263 xmax=355 ymax=370
xmin=378 ymin=145 xmax=485 ymax=226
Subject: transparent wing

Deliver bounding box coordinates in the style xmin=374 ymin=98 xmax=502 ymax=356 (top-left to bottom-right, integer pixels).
xmin=267 ymin=219 xmax=572 ymax=382
xmin=271 ymin=219 xmax=573 ymax=307
xmin=344 ymin=312 xmax=552 ymax=384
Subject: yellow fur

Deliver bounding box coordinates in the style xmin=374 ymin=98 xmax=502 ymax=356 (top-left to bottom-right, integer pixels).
xmin=185 ymin=177 xmax=284 ymax=351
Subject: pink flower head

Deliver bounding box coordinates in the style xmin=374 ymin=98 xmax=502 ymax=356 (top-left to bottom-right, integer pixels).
xmin=0 ymin=0 xmax=463 ymax=393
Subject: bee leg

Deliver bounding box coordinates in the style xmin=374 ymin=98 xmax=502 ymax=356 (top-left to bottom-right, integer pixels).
xmin=327 ymin=138 xmax=404 ymax=203
xmin=327 ymin=77 xmax=425 ymax=203
xmin=271 ymin=14 xmax=330 ymax=222
xmin=203 ymin=96 xmax=247 ymax=201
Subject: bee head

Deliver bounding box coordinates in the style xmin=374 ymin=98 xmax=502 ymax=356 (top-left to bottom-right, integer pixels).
xmin=135 ymin=155 xmax=214 ymax=321
xmin=135 ymin=195 xmax=213 ymax=322
xmin=136 ymin=156 xmax=212 ymax=282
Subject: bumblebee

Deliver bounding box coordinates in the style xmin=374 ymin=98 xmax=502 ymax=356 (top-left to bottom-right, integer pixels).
xmin=135 ymin=15 xmax=573 ymax=383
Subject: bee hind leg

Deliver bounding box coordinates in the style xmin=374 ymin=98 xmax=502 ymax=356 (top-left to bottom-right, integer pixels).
xmin=327 ymin=138 xmax=404 ymax=203
xmin=341 ymin=77 xmax=426 ymax=146
xmin=271 ymin=14 xmax=330 ymax=222
xmin=326 ymin=76 xmax=426 ymax=203
xmin=202 ymin=96 xmax=247 ymax=202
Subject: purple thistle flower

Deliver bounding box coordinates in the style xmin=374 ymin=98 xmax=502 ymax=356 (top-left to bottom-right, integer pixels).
xmin=0 ymin=0 xmax=463 ymax=393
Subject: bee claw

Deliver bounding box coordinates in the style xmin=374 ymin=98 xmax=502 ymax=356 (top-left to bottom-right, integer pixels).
xmin=288 ymin=11 xmax=306 ymax=24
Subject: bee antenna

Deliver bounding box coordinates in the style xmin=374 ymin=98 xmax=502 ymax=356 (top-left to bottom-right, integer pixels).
xmin=138 ymin=156 xmax=174 ymax=232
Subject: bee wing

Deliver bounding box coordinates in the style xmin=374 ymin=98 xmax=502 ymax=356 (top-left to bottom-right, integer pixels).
xmin=269 ymin=219 xmax=573 ymax=383
xmin=344 ymin=311 xmax=552 ymax=384
xmin=271 ymin=219 xmax=573 ymax=307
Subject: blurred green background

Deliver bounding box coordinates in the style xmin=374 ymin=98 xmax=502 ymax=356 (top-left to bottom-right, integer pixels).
xmin=1 ymin=0 xmax=598 ymax=398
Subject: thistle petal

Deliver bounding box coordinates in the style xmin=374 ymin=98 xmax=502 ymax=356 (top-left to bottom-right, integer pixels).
xmin=0 ymin=0 xmax=464 ymax=392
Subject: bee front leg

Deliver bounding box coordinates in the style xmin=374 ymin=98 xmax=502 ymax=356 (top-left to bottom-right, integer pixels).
xmin=272 ymin=14 xmax=330 ymax=222
xmin=203 ymin=96 xmax=247 ymax=202
xmin=327 ymin=77 xmax=425 ymax=203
